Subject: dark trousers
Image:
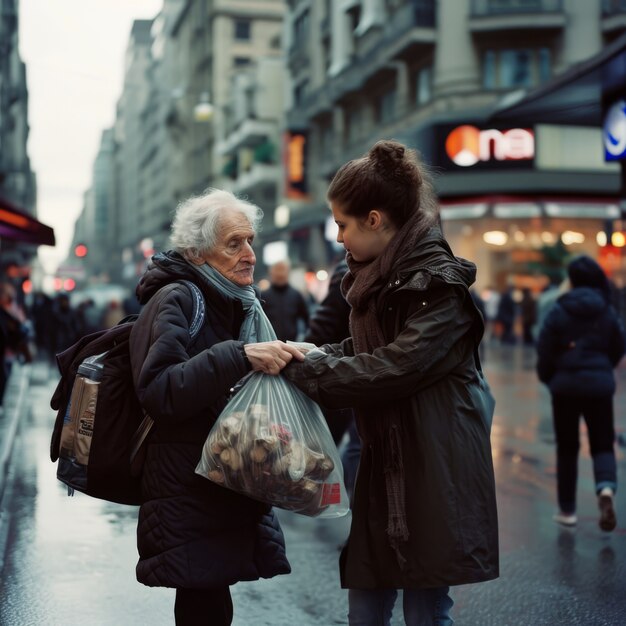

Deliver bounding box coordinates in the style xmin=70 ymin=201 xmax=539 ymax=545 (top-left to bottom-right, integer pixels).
xmin=174 ymin=587 xmax=233 ymax=626
xmin=551 ymin=394 xmax=617 ymax=514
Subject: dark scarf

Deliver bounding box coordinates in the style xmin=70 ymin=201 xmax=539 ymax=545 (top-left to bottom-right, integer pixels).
xmin=341 ymin=206 xmax=439 ymax=568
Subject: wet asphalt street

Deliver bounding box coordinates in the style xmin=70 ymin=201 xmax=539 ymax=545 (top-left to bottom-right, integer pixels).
xmin=0 ymin=344 xmax=625 ymax=626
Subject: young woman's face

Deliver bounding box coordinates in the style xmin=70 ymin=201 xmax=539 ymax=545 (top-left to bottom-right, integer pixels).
xmin=330 ymin=201 xmax=392 ymax=263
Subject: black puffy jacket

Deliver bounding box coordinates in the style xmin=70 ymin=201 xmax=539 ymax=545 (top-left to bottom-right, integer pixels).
xmin=130 ymin=251 xmax=291 ymax=589
xmin=536 ymin=286 xmax=626 ymax=397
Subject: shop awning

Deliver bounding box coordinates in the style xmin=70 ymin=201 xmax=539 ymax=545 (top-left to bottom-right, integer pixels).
xmin=0 ymin=195 xmax=56 ymax=246
xmin=440 ymin=194 xmax=620 ymax=221
xmin=490 ymin=31 xmax=626 ymax=127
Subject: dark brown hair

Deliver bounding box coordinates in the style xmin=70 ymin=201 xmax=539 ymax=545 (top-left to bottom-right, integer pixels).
xmin=327 ymin=139 xmax=435 ymax=229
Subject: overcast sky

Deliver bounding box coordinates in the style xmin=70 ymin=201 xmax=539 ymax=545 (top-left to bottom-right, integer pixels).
xmin=19 ymin=0 xmax=163 ymax=274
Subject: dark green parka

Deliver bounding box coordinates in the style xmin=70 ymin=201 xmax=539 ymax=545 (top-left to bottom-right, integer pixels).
xmin=284 ymin=232 xmax=499 ymax=589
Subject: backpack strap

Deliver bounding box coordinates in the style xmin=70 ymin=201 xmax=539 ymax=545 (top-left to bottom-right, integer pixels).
xmin=127 ymin=280 xmax=206 ymax=474
xmin=176 ymin=279 xmax=205 ymax=341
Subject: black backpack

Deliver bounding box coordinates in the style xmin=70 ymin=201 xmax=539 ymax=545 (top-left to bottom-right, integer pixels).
xmin=50 ymin=280 xmax=205 ymax=505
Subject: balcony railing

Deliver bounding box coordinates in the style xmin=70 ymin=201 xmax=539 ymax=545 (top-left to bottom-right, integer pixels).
xmin=218 ymin=119 xmax=277 ymax=157
xmin=234 ymin=162 xmax=280 ymax=195
xmin=471 ymin=0 xmax=563 ymax=15
xmin=603 ymin=0 xmax=626 ymax=15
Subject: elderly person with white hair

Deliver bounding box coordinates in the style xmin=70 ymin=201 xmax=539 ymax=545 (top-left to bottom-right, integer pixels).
xmin=130 ymin=189 xmax=303 ymax=626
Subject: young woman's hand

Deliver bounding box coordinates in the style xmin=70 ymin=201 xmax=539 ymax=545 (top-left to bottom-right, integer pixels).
xmin=244 ymin=340 xmax=305 ymax=375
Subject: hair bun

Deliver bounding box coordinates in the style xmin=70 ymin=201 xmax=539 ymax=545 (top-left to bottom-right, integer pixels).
xmin=369 ymin=140 xmax=406 ymax=172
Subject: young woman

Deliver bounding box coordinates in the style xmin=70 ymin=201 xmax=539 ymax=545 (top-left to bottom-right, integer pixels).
xmin=283 ymin=140 xmax=499 ymax=626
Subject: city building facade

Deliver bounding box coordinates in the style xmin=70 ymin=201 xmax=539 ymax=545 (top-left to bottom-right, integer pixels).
xmin=277 ymin=0 xmax=625 ymax=291
xmin=66 ymin=129 xmax=116 ymax=284
xmin=218 ymin=55 xmax=286 ymax=270
xmin=70 ymin=0 xmax=626 ymax=295
xmin=0 ymin=0 xmax=41 ymax=274
xmin=70 ymin=0 xmax=286 ymax=290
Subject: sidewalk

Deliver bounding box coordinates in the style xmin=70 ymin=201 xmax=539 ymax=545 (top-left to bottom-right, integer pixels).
xmin=0 ymin=362 xmax=33 ymax=505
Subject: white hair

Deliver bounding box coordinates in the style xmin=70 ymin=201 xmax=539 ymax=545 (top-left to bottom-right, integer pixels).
xmin=169 ymin=188 xmax=263 ymax=260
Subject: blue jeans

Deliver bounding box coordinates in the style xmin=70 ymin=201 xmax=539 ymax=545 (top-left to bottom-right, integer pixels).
xmin=348 ymin=587 xmax=454 ymax=626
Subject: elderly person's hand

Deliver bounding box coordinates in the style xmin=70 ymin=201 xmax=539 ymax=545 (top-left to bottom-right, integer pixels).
xmin=244 ymin=340 xmax=305 ymax=375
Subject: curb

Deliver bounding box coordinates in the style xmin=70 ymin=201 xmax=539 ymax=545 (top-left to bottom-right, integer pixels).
xmin=0 ymin=363 xmax=32 ymax=505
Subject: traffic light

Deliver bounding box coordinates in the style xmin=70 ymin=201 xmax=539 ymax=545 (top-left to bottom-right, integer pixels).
xmin=74 ymin=243 xmax=88 ymax=258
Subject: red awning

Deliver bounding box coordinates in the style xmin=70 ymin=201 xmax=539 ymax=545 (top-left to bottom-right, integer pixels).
xmin=0 ymin=195 xmax=55 ymax=246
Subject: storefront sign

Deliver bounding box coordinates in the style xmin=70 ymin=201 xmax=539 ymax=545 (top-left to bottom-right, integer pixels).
xmin=445 ymin=125 xmax=535 ymax=167
xmin=603 ymin=98 xmax=626 ymax=161
xmin=283 ymin=131 xmax=309 ymax=199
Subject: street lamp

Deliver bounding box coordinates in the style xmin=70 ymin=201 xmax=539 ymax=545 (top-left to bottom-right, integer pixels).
xmin=193 ymin=92 xmax=214 ymax=123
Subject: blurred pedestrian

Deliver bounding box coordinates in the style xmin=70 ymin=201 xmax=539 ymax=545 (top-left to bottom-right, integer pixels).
xmin=130 ymin=188 xmax=301 ymax=626
xmin=31 ymin=291 xmax=54 ymax=361
xmin=261 ymin=260 xmax=309 ymax=341
xmin=0 ymin=282 xmax=31 ymax=410
xmin=77 ymin=298 xmax=103 ymax=335
xmin=284 ymin=140 xmax=498 ymax=625
xmin=304 ymin=257 xmax=350 ymax=348
xmin=123 ymin=293 xmax=142 ymax=316
xmin=102 ymin=300 xmax=126 ymax=328
xmin=481 ymin=285 xmax=500 ymax=342
xmin=537 ymin=255 xmax=625 ymax=532
xmin=532 ymin=278 xmax=570 ymax=342
xmin=520 ymin=288 xmax=537 ymax=346
xmin=496 ymin=286 xmax=516 ymax=344
xmin=50 ymin=293 xmax=79 ymax=355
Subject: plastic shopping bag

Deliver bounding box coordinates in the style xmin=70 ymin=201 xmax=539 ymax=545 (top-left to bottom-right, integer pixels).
xmin=196 ymin=372 xmax=350 ymax=518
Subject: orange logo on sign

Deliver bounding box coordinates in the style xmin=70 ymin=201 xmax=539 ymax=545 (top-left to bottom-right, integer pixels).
xmin=445 ymin=125 xmax=534 ymax=167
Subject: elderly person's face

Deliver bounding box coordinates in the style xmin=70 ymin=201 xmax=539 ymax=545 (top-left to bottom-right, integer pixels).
xmin=195 ymin=209 xmax=256 ymax=286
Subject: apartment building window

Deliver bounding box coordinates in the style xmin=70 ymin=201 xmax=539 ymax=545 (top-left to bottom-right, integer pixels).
xmin=234 ymin=19 xmax=251 ymax=41
xmin=293 ymin=9 xmax=310 ymax=46
xmin=294 ymin=80 xmax=309 ymax=107
xmin=603 ymin=0 xmax=626 ymax=16
xmin=223 ymin=105 xmax=234 ymax=135
xmin=538 ymin=48 xmax=551 ymax=83
xmin=385 ymin=0 xmax=405 ymax=12
xmin=234 ymin=57 xmax=250 ymax=67
xmin=319 ymin=120 xmax=334 ymax=158
xmin=270 ymin=34 xmax=281 ymax=50
xmin=483 ymin=47 xmax=551 ymax=89
xmin=348 ymin=5 xmax=362 ymax=31
xmin=245 ymin=87 xmax=256 ymax=118
xmin=346 ymin=107 xmax=363 ymax=144
xmin=416 ymin=66 xmax=433 ymax=105
xmin=375 ymin=89 xmax=397 ymax=124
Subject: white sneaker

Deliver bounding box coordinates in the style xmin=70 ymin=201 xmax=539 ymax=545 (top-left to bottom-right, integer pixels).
xmin=598 ymin=488 xmax=617 ymax=532
xmin=553 ymin=512 xmax=578 ymax=527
